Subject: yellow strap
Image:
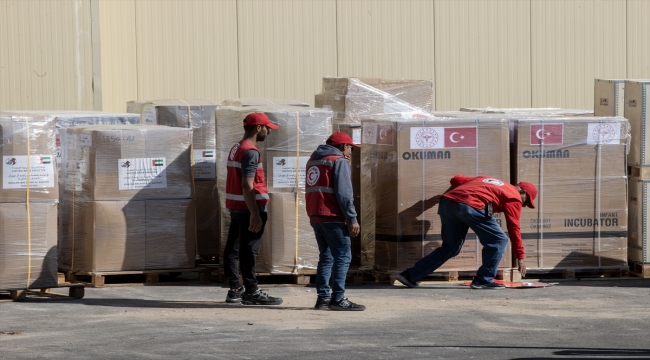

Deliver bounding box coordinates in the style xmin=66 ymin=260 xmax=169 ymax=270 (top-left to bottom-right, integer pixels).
xmin=294 ymin=112 xmax=300 ymax=273
xmin=179 ymin=99 xmax=199 ymax=258
xmin=25 ymin=118 xmax=32 ymax=289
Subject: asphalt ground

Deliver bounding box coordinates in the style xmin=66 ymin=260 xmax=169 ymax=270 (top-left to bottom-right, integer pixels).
xmin=1 ymin=277 xmax=649 ymax=360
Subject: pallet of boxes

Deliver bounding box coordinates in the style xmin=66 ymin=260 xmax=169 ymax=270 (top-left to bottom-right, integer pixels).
xmin=215 ymin=102 xmax=331 ymax=284
xmin=58 ymin=121 xmax=202 ymax=287
xmin=615 ymin=79 xmax=650 ymax=278
xmin=0 ymin=113 xmax=83 ymax=301
xmin=127 ymin=100 xmax=220 ymax=264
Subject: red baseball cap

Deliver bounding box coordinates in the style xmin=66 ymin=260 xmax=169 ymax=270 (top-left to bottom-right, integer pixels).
xmin=243 ymin=112 xmax=279 ymax=130
xmin=327 ymin=132 xmax=359 ymax=148
xmin=517 ymin=181 xmax=538 ymax=209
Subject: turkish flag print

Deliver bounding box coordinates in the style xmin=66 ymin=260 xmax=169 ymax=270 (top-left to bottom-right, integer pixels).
xmin=530 ymin=124 xmax=563 ymax=145
xmin=376 ymin=125 xmax=394 ymax=145
xmin=445 ymin=127 xmax=477 ymax=148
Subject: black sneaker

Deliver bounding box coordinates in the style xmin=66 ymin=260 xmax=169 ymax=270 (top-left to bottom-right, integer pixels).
xmin=470 ymin=281 xmax=506 ymax=290
xmin=328 ymin=298 xmax=366 ymax=311
xmin=225 ymin=287 xmax=245 ymax=303
xmin=314 ymin=297 xmax=331 ymax=310
xmin=241 ymin=290 xmax=283 ymax=305
xmin=395 ymin=272 xmax=419 ymax=288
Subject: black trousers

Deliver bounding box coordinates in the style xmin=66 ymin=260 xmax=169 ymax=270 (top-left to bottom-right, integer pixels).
xmin=223 ymin=211 xmax=267 ymax=293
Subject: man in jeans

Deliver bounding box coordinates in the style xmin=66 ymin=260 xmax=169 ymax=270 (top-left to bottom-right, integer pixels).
xmin=223 ymin=112 xmax=282 ymax=305
xmin=396 ymin=174 xmax=537 ymax=289
xmin=305 ymin=132 xmax=365 ymax=311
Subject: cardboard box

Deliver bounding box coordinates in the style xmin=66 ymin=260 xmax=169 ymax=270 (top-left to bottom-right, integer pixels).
xmin=514 ymin=117 xmax=629 ymax=269
xmin=628 ymin=177 xmax=650 ymax=263
xmin=594 ymin=79 xmax=625 ymax=117
xmin=221 ymin=98 xmax=310 ymax=107
xmin=459 ymin=107 xmax=594 ymax=116
xmin=126 ymin=99 xmax=217 ymax=180
xmin=257 ymin=192 xmax=318 ymax=274
xmin=624 ymin=80 xmax=650 ymax=166
xmin=58 ymin=199 xmax=195 ymax=272
xmin=360 ymin=117 xmax=512 ymax=272
xmin=0 ymin=202 xmax=58 ymax=290
xmin=60 ymin=125 xmax=193 ymax=201
xmin=195 ymin=180 xmax=220 ymax=257
xmin=0 ymin=114 xmax=58 ymax=203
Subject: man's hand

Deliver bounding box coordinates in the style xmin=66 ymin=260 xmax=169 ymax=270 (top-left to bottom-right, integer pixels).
xmin=344 ymin=154 xmax=352 ymax=166
xmin=348 ymin=222 xmax=360 ymax=238
xmin=517 ymin=258 xmax=527 ymax=278
xmin=248 ymin=212 xmax=263 ymax=233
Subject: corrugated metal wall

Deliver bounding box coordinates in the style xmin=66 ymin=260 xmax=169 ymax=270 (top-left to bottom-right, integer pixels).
xmin=0 ymin=0 xmax=94 ymax=110
xmin=1 ymin=0 xmax=649 ymax=112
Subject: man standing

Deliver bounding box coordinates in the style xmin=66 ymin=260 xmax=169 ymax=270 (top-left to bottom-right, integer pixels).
xmin=305 ymin=132 xmax=365 ymax=311
xmin=396 ymin=174 xmax=537 ymax=289
xmin=224 ymin=112 xmax=283 ymax=305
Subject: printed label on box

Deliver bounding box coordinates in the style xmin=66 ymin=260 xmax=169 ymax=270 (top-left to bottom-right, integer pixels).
xmin=362 ymin=124 xmax=394 ymax=146
xmin=587 ymin=123 xmax=621 ymax=145
xmin=118 ymin=157 xmax=167 ymax=190
xmin=193 ymin=149 xmax=216 ymax=179
xmin=352 ymin=129 xmax=362 ymax=144
xmin=3 ymin=155 xmax=55 ymax=189
xmin=142 ymin=106 xmax=157 ymax=125
xmin=272 ymin=156 xmax=310 ymax=188
xmin=81 ymin=134 xmax=93 ymax=146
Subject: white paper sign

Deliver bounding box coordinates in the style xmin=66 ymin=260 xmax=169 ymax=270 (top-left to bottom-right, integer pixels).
xmin=362 ymin=124 xmax=377 ymax=144
xmin=410 ymin=127 xmax=445 ymax=149
xmin=587 ymin=123 xmax=621 ymax=145
xmin=3 ymin=155 xmax=55 ymax=189
xmin=141 ymin=106 xmax=157 ymax=125
xmin=352 ymin=129 xmax=362 ymax=144
xmin=81 ymin=134 xmax=93 ymax=146
xmin=118 ymin=157 xmax=167 ymax=190
xmin=193 ymin=149 xmax=216 ymax=179
xmin=272 ymin=156 xmax=310 ymax=188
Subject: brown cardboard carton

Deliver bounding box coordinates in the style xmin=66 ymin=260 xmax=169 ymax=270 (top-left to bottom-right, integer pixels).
xmin=58 ymin=199 xmax=195 ymax=272
xmin=257 ymin=192 xmax=318 ymax=274
xmin=0 ymin=202 xmax=58 ymax=290
xmin=221 ymin=98 xmax=310 ymax=107
xmin=624 ymin=80 xmax=650 ymax=166
xmin=61 ymin=125 xmax=193 ymax=201
xmin=126 ymin=99 xmax=217 ymax=180
xmin=0 ymin=114 xmax=58 ymax=202
xmin=628 ymin=177 xmax=650 ymax=264
xmin=594 ymin=79 xmax=625 ymax=117
xmin=195 ymin=180 xmax=220 ymax=258
xmin=361 ymin=117 xmax=512 ymax=272
xmin=514 ymin=117 xmax=629 ymax=269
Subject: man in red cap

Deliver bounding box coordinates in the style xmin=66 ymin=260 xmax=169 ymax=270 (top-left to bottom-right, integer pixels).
xmin=223 ymin=112 xmax=283 ymax=305
xmin=396 ymin=174 xmax=537 ymax=289
xmin=305 ymin=132 xmax=365 ymax=311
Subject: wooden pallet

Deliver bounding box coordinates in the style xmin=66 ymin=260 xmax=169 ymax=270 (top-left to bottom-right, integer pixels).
xmin=0 ymin=273 xmax=85 ymax=302
xmin=628 ymin=165 xmax=650 ymax=179
xmin=524 ymin=267 xmax=629 ymax=280
xmin=66 ymin=268 xmax=211 ymax=288
xmin=629 ymin=261 xmax=650 ymax=278
xmin=387 ymin=269 xmax=515 ymax=286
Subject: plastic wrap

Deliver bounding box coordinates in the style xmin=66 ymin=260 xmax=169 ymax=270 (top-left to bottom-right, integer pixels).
xmin=215 ymin=105 xmax=332 ymax=274
xmin=221 ymin=98 xmax=310 ymax=107
xmin=58 ymin=125 xmax=195 ymax=272
xmin=594 ymin=79 xmax=626 ymax=117
xmin=315 ymin=77 xmax=433 ymax=123
xmin=460 ymin=107 xmax=594 ymax=117
xmin=514 ymin=117 xmax=629 ymax=270
xmin=623 ymin=81 xmax=650 ymax=166
xmin=360 ymin=116 xmax=512 ymax=272
xmin=0 ymin=113 xmax=58 ymax=290
xmin=628 ymin=178 xmax=650 ymax=264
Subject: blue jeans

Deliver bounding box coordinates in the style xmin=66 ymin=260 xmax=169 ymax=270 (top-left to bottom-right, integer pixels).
xmin=311 ymin=222 xmax=352 ymax=301
xmin=405 ymin=197 xmax=508 ymax=283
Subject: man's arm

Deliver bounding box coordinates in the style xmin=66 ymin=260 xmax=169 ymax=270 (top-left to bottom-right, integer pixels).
xmin=503 ymin=201 xmax=527 ymax=277
xmin=332 ymin=158 xmax=359 ymax=237
xmin=241 ymin=150 xmax=263 ymax=233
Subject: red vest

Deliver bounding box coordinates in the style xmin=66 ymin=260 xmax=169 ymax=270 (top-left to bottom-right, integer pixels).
xmin=305 ymin=155 xmax=344 ymax=220
xmin=225 ymin=140 xmax=270 ymax=210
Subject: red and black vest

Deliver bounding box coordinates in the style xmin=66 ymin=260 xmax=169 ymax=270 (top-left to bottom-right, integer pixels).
xmin=305 ymin=155 xmax=344 ymax=221
xmin=225 ymin=140 xmax=270 ymax=210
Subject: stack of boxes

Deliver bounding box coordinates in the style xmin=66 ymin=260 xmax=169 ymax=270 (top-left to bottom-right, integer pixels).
xmin=215 ymin=105 xmax=332 ymax=274
xmin=127 ymin=100 xmax=220 ymax=260
xmin=360 ymin=116 xmax=512 ymax=272
xmin=58 ymin=125 xmax=195 ymax=272
xmin=624 ymin=81 xmax=650 ymax=271
xmin=513 ymin=117 xmax=629 ymax=270
xmin=0 ymin=114 xmax=59 ymax=290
